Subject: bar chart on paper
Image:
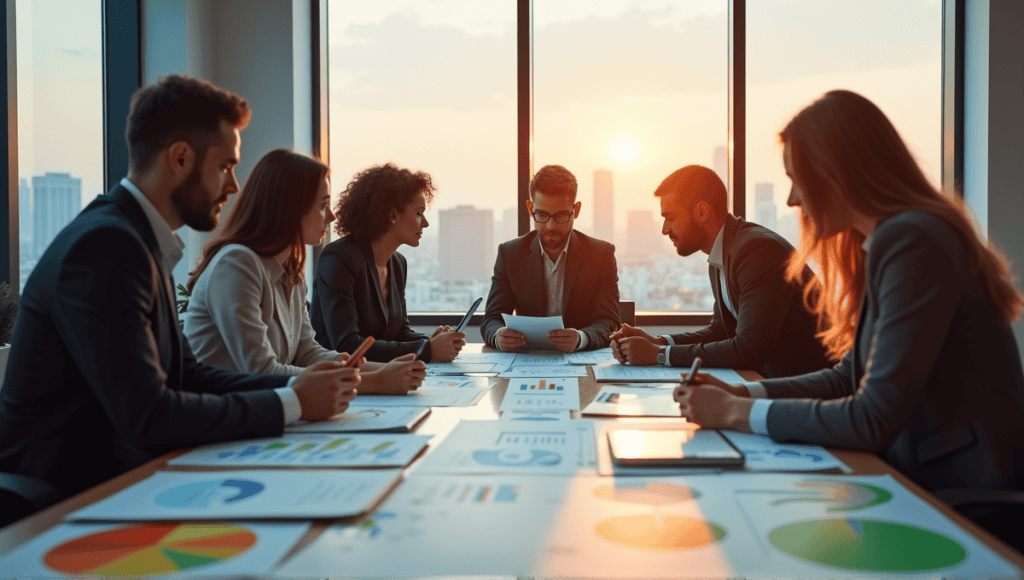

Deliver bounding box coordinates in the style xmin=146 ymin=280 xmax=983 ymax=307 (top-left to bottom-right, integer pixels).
xmin=500 ymin=378 xmax=580 ymax=411
xmin=167 ymin=433 xmax=430 ymax=467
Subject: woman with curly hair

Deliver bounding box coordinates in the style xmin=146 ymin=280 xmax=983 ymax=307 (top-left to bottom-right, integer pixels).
xmin=184 ymin=150 xmax=426 ymax=395
xmin=674 ymin=90 xmax=1024 ymax=491
xmin=310 ymin=163 xmax=466 ymax=362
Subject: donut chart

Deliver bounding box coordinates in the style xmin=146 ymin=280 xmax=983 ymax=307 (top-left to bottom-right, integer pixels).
xmin=769 ymin=518 xmax=967 ymax=572
xmin=43 ymin=523 xmax=257 ymax=576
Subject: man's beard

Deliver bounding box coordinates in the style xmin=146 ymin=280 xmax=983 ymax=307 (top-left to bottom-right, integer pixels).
xmin=672 ymin=222 xmax=706 ymax=257
xmin=170 ymin=167 xmax=225 ymax=232
xmin=540 ymin=230 xmax=570 ymax=251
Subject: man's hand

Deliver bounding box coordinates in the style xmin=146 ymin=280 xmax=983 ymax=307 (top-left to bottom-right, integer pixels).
xmin=431 ymin=325 xmax=453 ymax=338
xmin=673 ymin=372 xmax=754 ymax=429
xmin=495 ymin=327 xmax=526 ymax=351
xmin=429 ymin=331 xmax=467 ymax=362
xmin=292 ymin=360 xmax=360 ymax=421
xmin=614 ymin=336 xmax=661 ymax=365
xmin=608 ymin=323 xmax=662 ymax=344
xmin=360 ymin=353 xmax=426 ymax=395
xmin=547 ymin=328 xmax=581 ymax=353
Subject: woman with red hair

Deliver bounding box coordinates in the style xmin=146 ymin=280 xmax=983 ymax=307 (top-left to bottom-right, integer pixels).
xmin=675 ymin=90 xmax=1024 ymax=491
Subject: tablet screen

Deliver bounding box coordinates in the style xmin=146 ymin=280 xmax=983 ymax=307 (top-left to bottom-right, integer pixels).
xmin=607 ymin=429 xmax=745 ymax=467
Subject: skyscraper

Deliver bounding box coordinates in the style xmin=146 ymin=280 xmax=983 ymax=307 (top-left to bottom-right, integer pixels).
xmin=19 ymin=179 xmax=32 ymax=262
xmin=439 ymin=205 xmax=494 ymax=282
xmin=593 ymin=169 xmax=613 ymax=242
xmin=500 ymin=206 xmax=518 ymax=243
xmin=712 ymin=146 xmax=728 ymax=188
xmin=32 ymin=172 xmax=81 ymax=259
xmin=626 ymin=210 xmax=660 ymax=259
xmin=754 ymin=182 xmax=777 ymax=231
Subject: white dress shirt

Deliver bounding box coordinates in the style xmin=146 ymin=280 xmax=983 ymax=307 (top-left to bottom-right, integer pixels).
xmin=540 ymin=232 xmax=589 ymax=350
xmin=121 ymin=178 xmax=301 ymax=424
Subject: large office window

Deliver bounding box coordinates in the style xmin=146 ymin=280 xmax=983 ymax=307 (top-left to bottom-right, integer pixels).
xmin=324 ymin=0 xmax=942 ymax=319
xmin=534 ymin=2 xmax=727 ymax=313
xmin=746 ymin=0 xmax=942 ymax=247
xmin=15 ymin=0 xmax=102 ymax=291
xmin=327 ymin=1 xmax=517 ymax=312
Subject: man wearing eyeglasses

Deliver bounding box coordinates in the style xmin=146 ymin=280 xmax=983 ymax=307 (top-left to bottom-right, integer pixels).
xmin=481 ymin=165 xmax=620 ymax=352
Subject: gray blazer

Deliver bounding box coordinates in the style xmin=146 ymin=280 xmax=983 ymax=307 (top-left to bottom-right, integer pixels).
xmin=762 ymin=211 xmax=1024 ymax=491
xmin=185 ymin=244 xmax=339 ymax=375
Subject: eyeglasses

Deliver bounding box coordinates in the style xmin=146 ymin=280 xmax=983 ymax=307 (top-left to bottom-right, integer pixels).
xmin=531 ymin=210 xmax=574 ymax=224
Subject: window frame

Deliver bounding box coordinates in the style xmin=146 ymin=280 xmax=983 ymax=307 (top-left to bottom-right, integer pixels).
xmin=1 ymin=0 xmax=958 ymax=331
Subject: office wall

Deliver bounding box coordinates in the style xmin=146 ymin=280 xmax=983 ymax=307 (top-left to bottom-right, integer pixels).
xmin=141 ymin=0 xmax=311 ymax=283
xmin=964 ymin=0 xmax=1024 ymax=364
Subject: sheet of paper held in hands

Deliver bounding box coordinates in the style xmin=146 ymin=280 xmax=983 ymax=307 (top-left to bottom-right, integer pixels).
xmin=592 ymin=364 xmax=745 ymax=383
xmin=286 ymin=406 xmax=429 ymax=433
xmin=167 ymin=433 xmax=431 ymax=468
xmin=500 ymin=378 xmax=580 ymax=412
xmin=501 ymin=313 xmax=564 ymax=350
xmin=68 ymin=470 xmax=403 ymax=521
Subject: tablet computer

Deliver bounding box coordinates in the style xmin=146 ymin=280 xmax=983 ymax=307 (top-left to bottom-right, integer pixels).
xmin=607 ymin=429 xmax=745 ymax=467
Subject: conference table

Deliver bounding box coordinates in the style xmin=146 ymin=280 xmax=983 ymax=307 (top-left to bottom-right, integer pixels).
xmin=1 ymin=344 xmax=1022 ymax=578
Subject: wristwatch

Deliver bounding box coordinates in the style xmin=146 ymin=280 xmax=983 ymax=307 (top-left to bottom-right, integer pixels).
xmin=656 ymin=346 xmax=668 ymax=365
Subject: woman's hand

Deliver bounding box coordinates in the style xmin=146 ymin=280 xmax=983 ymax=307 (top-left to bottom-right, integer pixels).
xmin=673 ymin=372 xmax=754 ymax=430
xmin=359 ymin=354 xmax=427 ymax=395
xmin=429 ymin=331 xmax=467 ymax=362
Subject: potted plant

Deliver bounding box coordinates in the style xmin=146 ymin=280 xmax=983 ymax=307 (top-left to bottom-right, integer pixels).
xmin=0 ymin=282 xmax=18 ymax=385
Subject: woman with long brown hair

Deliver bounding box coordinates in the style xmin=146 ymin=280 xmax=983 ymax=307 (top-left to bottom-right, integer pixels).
xmin=184 ymin=149 xmax=425 ymax=395
xmin=675 ymin=90 xmax=1024 ymax=491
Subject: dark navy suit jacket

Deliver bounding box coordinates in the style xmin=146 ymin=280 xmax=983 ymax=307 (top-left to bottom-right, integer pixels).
xmin=665 ymin=214 xmax=831 ymax=378
xmin=480 ymin=230 xmax=620 ymax=350
xmin=0 ymin=185 xmax=287 ymax=498
xmin=310 ymin=236 xmax=430 ymax=362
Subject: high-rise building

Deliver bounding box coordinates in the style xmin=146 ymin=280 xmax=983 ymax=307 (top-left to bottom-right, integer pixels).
xmin=712 ymin=146 xmax=728 ymax=188
xmin=626 ymin=210 xmax=660 ymax=258
xmin=754 ymin=182 xmax=777 ymax=231
xmin=32 ymin=172 xmax=81 ymax=259
xmin=439 ymin=205 xmax=493 ymax=282
xmin=500 ymin=206 xmax=518 ymax=243
xmin=593 ymin=169 xmax=613 ymax=242
xmin=19 ymin=178 xmax=33 ymax=262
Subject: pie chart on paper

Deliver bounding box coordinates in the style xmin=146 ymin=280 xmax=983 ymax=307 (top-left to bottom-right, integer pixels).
xmin=43 ymin=523 xmax=258 ymax=576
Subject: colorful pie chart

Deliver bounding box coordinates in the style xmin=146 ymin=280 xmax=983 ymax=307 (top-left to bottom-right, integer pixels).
xmin=769 ymin=518 xmax=967 ymax=572
xmin=595 ymin=515 xmax=726 ymax=551
xmin=43 ymin=523 xmax=258 ymax=576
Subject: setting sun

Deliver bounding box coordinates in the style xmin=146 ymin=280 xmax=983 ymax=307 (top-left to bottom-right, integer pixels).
xmin=607 ymin=134 xmax=642 ymax=165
